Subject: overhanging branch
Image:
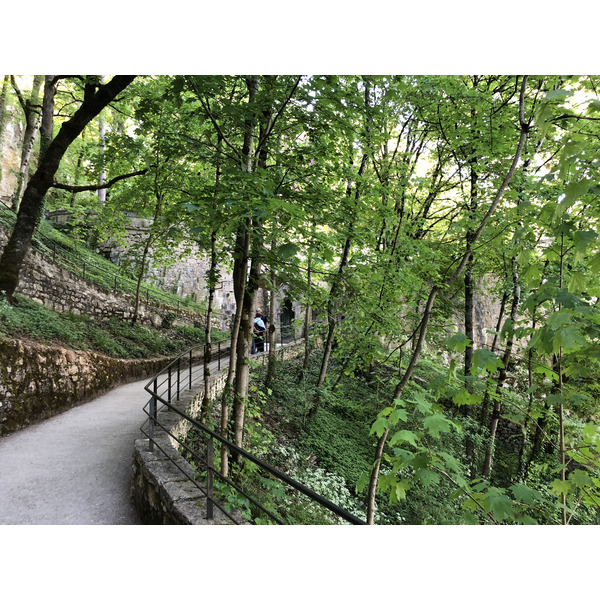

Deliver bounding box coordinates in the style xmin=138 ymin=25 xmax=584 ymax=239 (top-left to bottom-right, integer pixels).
xmin=52 ymin=168 xmax=148 ymax=192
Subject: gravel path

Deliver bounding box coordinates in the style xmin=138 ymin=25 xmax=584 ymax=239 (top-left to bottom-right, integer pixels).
xmin=0 ymin=377 xmax=153 ymax=525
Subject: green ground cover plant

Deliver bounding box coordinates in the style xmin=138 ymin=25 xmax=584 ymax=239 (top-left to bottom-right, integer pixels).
xmin=0 ymin=293 xmax=212 ymax=359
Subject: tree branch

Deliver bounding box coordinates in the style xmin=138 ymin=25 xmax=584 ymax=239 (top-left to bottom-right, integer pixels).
xmin=52 ymin=168 xmax=148 ymax=192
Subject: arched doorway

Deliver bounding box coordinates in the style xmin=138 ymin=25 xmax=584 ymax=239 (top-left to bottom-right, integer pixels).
xmin=280 ymin=298 xmax=295 ymax=342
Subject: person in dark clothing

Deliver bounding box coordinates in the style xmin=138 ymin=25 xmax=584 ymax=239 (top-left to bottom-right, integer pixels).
xmin=253 ymin=311 xmax=266 ymax=353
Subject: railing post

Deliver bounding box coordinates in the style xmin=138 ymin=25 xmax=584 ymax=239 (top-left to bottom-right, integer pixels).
xmin=218 ymin=341 xmax=221 ymax=371
xmin=168 ymin=364 xmax=172 ymax=409
xmin=189 ymin=348 xmax=193 ymax=389
xmin=206 ymin=437 xmax=214 ymax=520
xmin=177 ymin=357 xmax=181 ymax=401
xmin=149 ymin=379 xmax=158 ymax=452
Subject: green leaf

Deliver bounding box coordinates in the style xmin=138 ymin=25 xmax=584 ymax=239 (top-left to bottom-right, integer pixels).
xmin=544 ymin=89 xmax=574 ymax=102
xmin=568 ymin=271 xmax=588 ymax=294
xmin=388 ymin=408 xmax=409 ymax=425
xmin=414 ymin=468 xmax=440 ymax=487
xmin=471 ymin=348 xmax=504 ymax=374
xmin=569 ymin=469 xmax=593 ymax=487
xmin=550 ymin=479 xmax=573 ymax=497
xmin=452 ymin=388 xmax=483 ymax=406
xmin=369 ymin=417 xmax=388 ymax=437
xmin=389 ymin=429 xmax=419 ymax=448
xmin=572 ymin=230 xmax=597 ymax=260
xmin=548 ymin=310 xmax=572 ymax=330
xmin=392 ymin=479 xmax=411 ymax=502
xmin=423 ymin=413 xmax=452 ymax=438
xmin=484 ymin=490 xmax=515 ymax=522
xmin=509 ymin=483 xmax=542 ymax=505
xmin=588 ymin=252 xmax=600 ymax=274
xmin=276 ymin=242 xmax=300 ymax=260
xmin=553 ymin=326 xmax=587 ymax=354
xmin=355 ymin=472 xmax=370 ymax=494
xmin=446 ymin=333 xmax=472 ymax=352
xmin=555 ymin=180 xmax=591 ymax=220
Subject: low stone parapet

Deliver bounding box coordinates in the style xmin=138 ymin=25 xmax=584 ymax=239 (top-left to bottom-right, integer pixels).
xmin=131 ymin=340 xmax=305 ymax=525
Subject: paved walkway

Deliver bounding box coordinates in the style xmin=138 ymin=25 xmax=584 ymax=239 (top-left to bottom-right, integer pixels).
xmin=0 ymin=377 xmax=153 ymax=525
xmin=0 ymin=345 xmax=284 ymax=525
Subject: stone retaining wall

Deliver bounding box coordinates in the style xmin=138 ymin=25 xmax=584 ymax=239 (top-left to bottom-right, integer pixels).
xmin=0 ymin=223 xmax=218 ymax=329
xmin=0 ymin=336 xmax=173 ymax=436
xmin=131 ymin=341 xmax=306 ymax=525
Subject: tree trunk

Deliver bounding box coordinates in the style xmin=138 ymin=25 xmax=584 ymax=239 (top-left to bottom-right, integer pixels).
xmin=482 ymin=258 xmax=520 ymax=478
xmin=298 ymin=241 xmax=313 ymax=384
xmin=229 ymin=76 xmax=259 ymax=453
xmin=265 ymin=243 xmax=277 ymax=389
xmin=310 ymin=153 xmax=368 ymax=417
xmin=201 ymin=135 xmax=222 ymax=422
xmin=97 ymin=75 xmax=108 ymax=205
xmin=0 ymin=75 xmax=135 ymax=301
xmin=462 ymin=157 xmax=478 ymax=472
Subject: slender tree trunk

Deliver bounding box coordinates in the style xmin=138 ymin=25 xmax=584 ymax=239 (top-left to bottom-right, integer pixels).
xmin=69 ymin=131 xmax=86 ymax=207
xmin=462 ymin=157 xmax=478 ymax=471
xmin=97 ymin=76 xmax=107 ymax=205
xmin=265 ymin=242 xmax=277 ymax=389
xmin=310 ymin=153 xmax=368 ymax=417
xmin=491 ymin=289 xmax=509 ymax=353
xmin=201 ymin=230 xmax=218 ymax=419
xmin=201 ymin=136 xmax=222 ymax=422
xmin=220 ymin=221 xmax=250 ymax=477
xmin=131 ymin=232 xmax=154 ymax=325
xmin=517 ymin=312 xmax=537 ymax=480
xmin=0 ymin=75 xmax=135 ymax=301
xmin=482 ymin=258 xmax=520 ymax=478
xmin=233 ymin=236 xmax=261 ymax=448
xmin=298 ymin=240 xmax=313 ymax=384
xmin=132 ymin=163 xmax=164 ymax=325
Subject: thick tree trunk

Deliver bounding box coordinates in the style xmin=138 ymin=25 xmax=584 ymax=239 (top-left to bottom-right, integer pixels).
xmin=229 ymin=76 xmax=259 ymax=454
xmin=0 ymin=75 xmax=135 ymax=301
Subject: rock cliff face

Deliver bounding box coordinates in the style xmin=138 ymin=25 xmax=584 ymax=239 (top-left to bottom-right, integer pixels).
xmin=0 ymin=105 xmax=22 ymax=204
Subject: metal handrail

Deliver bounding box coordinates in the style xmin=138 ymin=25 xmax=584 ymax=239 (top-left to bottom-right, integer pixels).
xmin=141 ymin=334 xmax=366 ymax=525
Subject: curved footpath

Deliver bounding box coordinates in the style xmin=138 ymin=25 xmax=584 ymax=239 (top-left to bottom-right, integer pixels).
xmin=0 ymin=377 xmax=153 ymax=525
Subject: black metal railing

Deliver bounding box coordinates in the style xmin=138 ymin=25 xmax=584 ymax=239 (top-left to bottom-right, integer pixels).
xmin=140 ymin=335 xmax=365 ymax=525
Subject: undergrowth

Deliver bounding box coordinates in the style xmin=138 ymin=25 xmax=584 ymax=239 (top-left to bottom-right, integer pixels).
xmin=0 ymin=293 xmax=217 ymax=359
